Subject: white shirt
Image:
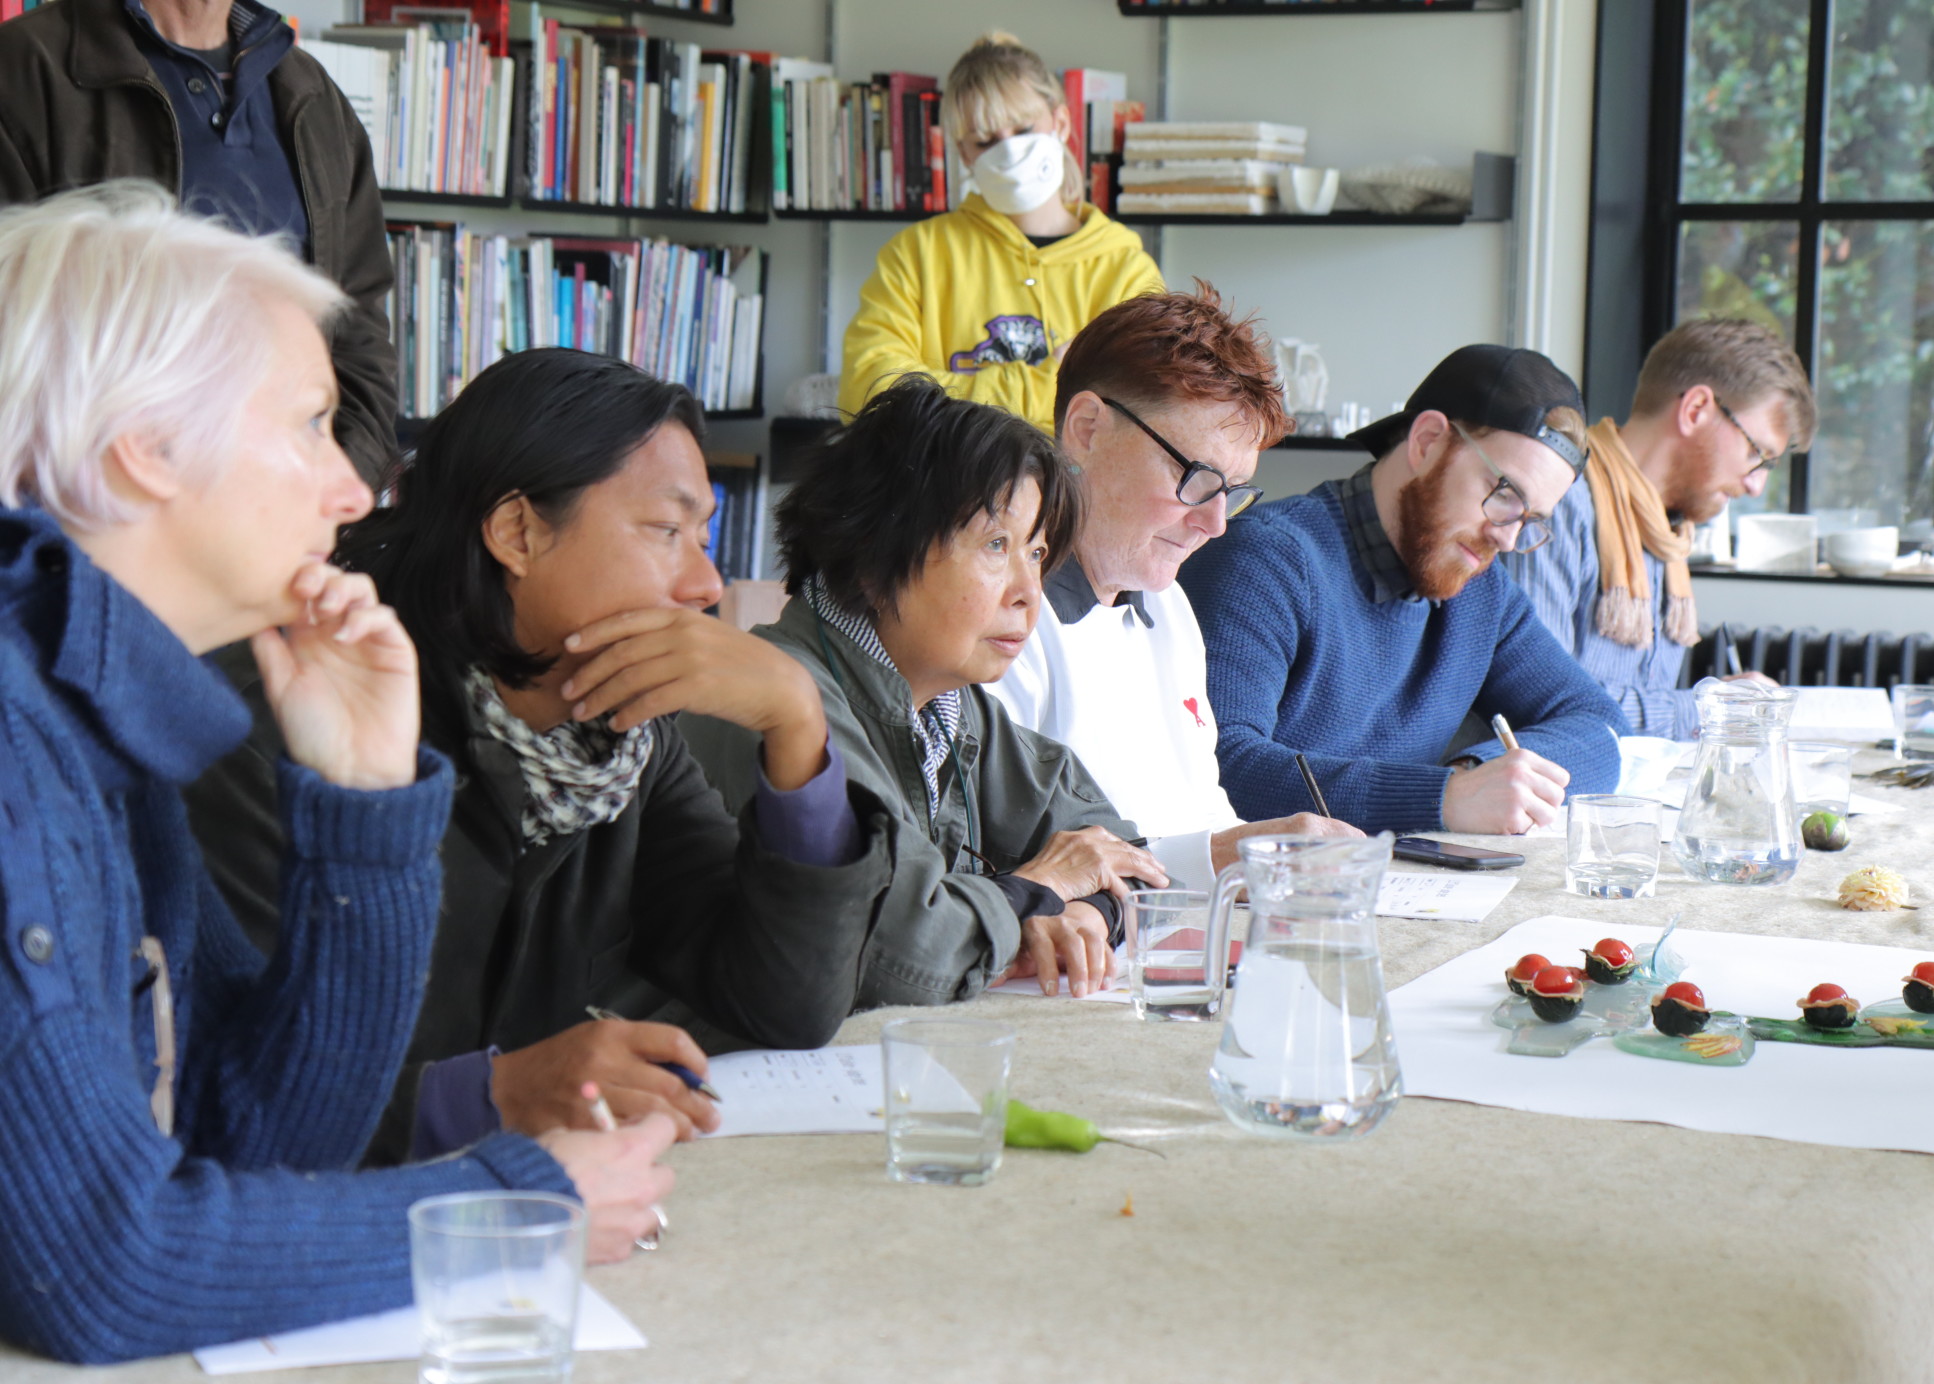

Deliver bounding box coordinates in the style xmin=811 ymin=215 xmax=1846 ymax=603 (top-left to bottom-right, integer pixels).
xmin=988 ymin=560 xmax=1240 ymax=891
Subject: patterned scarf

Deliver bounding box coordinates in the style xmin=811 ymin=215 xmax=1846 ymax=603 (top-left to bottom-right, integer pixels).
xmin=1583 ymin=417 xmax=1699 ymax=648
xmin=463 ymin=667 xmax=656 ymax=846
xmin=803 ymin=576 xmax=961 ymax=820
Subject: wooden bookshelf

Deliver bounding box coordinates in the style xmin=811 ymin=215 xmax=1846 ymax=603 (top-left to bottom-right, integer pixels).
xmin=1272 ymin=434 xmax=1365 ymax=450
xmin=529 ymin=201 xmax=768 ymax=223
xmin=380 ymin=190 xmax=516 ymax=210
xmin=555 ymin=0 xmax=735 ymax=23
xmin=1118 ymin=210 xmax=1473 ymax=226
xmin=1117 ymin=1 xmax=1518 ymax=15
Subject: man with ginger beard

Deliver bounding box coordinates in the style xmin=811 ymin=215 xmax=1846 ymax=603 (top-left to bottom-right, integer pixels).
xmin=1499 ymin=319 xmax=1814 ymax=739
xmin=1178 ymin=345 xmax=1628 ymax=835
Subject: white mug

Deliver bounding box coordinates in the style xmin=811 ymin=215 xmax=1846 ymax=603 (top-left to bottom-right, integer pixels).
xmin=1281 ymin=165 xmax=1340 ymax=215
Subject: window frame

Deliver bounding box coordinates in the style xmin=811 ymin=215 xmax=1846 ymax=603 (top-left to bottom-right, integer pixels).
xmin=1586 ymin=0 xmax=1934 ymax=516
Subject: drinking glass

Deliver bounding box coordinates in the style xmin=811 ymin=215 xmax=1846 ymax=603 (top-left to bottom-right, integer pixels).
xmin=409 ymin=1191 xmax=584 ymax=1384
xmin=1565 ymin=794 xmax=1661 ymax=899
xmin=1891 ymin=684 xmax=1934 ymax=761
xmin=881 ymin=1018 xmax=1014 ymax=1187
xmin=1126 ymin=889 xmax=1219 ymax=1022
xmin=1787 ymin=741 xmax=1853 ymax=819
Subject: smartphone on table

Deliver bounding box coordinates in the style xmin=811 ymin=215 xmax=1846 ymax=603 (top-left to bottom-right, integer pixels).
xmin=1391 ymin=836 xmax=1525 ymax=871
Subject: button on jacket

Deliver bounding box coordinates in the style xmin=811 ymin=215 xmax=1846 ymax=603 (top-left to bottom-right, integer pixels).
xmin=0 ymin=0 xmax=401 ymax=486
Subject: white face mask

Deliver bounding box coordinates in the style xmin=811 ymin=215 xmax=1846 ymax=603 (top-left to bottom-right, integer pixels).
xmin=972 ymin=131 xmax=1065 ymax=215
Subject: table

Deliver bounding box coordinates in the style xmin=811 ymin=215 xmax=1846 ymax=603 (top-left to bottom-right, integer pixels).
xmin=9 ymin=756 xmax=1934 ymax=1384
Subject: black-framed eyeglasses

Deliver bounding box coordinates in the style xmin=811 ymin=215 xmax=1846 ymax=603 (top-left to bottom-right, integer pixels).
xmin=1452 ymin=422 xmax=1554 ymax=554
xmin=1102 ymin=398 xmax=1264 ymax=519
xmin=1715 ymin=399 xmax=1781 ymax=476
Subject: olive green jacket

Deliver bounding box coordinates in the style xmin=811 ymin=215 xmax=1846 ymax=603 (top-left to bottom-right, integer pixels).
xmin=681 ymin=597 xmax=1139 ymax=1006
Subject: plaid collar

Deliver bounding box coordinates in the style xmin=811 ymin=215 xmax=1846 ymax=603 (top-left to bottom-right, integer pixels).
xmin=804 ymin=577 xmax=961 ymax=821
xmin=1333 ymin=463 xmax=1420 ymax=605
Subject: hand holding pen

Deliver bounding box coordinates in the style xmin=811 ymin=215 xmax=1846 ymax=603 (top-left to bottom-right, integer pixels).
xmin=488 ymin=1011 xmax=721 ymax=1142
xmin=1440 ymin=712 xmax=1570 ymax=835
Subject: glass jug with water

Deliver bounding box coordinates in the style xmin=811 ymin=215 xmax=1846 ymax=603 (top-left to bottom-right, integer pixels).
xmin=1201 ymin=834 xmax=1401 ymax=1141
xmin=1670 ymin=678 xmax=1802 ymax=886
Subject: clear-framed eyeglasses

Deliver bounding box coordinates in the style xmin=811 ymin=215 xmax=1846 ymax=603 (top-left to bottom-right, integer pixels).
xmin=1715 ymin=399 xmax=1782 ymax=475
xmin=1102 ymin=398 xmax=1265 ymax=518
xmin=1452 ymin=422 xmax=1554 ymax=553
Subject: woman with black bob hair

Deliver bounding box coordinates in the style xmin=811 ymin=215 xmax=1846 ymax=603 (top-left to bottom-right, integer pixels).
xmin=684 ymin=375 xmax=1166 ymax=1002
xmin=188 ymin=348 xmax=897 ymax=1164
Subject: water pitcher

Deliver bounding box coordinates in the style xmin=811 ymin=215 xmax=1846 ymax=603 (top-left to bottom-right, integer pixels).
xmin=1202 ymin=834 xmax=1401 ymax=1141
xmin=1670 ymin=678 xmax=1802 ymax=886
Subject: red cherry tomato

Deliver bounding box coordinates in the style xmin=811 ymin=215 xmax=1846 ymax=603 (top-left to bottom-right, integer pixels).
xmin=1663 ymin=981 xmax=1707 ymax=1008
xmin=1532 ymin=965 xmax=1581 ymax=996
xmin=1910 ymin=963 xmax=1934 ymax=985
xmin=1806 ymin=983 xmax=1848 ymax=1004
xmin=1592 ymin=938 xmax=1635 ymax=967
xmin=1510 ymin=953 xmax=1551 ymax=979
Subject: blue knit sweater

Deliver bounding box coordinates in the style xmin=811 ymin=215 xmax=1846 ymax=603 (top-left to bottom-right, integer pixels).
xmin=1176 ymin=484 xmax=1628 ymax=832
xmin=0 ymin=509 xmax=574 ymax=1364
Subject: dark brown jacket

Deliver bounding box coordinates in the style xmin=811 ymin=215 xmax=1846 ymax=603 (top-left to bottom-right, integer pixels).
xmin=0 ymin=0 xmax=400 ymax=485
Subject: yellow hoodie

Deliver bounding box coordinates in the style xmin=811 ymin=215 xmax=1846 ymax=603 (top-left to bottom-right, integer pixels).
xmin=838 ymin=193 xmax=1165 ymax=433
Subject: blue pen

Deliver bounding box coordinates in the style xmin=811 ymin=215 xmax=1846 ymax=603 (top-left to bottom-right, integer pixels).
xmin=585 ymin=1006 xmax=724 ymax=1102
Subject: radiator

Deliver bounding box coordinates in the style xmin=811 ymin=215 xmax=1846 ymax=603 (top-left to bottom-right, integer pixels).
xmin=1681 ymin=624 xmax=1934 ymax=689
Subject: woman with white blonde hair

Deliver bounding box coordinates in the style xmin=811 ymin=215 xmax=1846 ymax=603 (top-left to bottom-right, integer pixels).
xmin=837 ymin=31 xmax=1163 ymax=433
xmin=0 ymin=183 xmax=676 ymax=1364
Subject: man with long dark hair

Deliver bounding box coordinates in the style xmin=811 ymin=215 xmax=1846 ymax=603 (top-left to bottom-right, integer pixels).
xmin=188 ymin=348 xmax=898 ymax=1164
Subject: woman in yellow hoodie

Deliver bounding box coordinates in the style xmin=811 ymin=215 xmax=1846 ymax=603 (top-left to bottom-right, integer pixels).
xmin=837 ymin=32 xmax=1164 ymax=434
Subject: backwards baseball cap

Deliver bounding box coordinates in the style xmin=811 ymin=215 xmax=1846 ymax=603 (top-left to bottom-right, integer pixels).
xmin=1346 ymin=344 xmax=1587 ymax=473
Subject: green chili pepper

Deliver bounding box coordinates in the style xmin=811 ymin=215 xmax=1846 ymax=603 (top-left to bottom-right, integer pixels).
xmin=1004 ymin=1098 xmax=1102 ymax=1152
xmin=1003 ymin=1099 xmax=1163 ymax=1157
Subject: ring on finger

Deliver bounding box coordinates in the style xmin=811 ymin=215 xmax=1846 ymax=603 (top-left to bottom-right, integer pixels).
xmin=633 ymin=1202 xmax=669 ymax=1252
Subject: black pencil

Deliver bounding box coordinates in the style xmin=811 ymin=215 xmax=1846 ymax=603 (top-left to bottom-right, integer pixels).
xmin=1294 ymin=752 xmax=1331 ymax=819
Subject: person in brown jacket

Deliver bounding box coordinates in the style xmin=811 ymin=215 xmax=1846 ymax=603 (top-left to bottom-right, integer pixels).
xmin=0 ymin=0 xmax=400 ymax=486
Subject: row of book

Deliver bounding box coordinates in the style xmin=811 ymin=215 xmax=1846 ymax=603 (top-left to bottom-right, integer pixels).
xmin=1117 ymin=120 xmax=1309 ymax=216
xmin=385 ymin=222 xmax=764 ymax=419
xmin=301 ymin=11 xmax=1150 ymax=219
xmin=770 ymin=64 xmax=957 ymax=214
xmin=0 ymin=0 xmax=51 ymax=20
xmin=706 ymin=465 xmax=767 ymax=585
xmin=305 ymin=22 xmax=517 ymax=198
xmin=523 ymin=24 xmax=763 ymax=212
xmin=772 ymin=64 xmax=1148 ymax=215
xmin=303 ymin=16 xmax=766 ymax=212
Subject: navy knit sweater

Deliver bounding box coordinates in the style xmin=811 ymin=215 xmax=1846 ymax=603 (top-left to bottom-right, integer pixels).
xmin=0 ymin=509 xmax=574 ymax=1364
xmin=1177 ymin=484 xmax=1628 ymax=832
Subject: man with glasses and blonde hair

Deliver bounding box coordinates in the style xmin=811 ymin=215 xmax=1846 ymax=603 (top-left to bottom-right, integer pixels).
xmin=1181 ymin=345 xmax=1627 ymax=835
xmin=988 ymin=287 xmax=1358 ymax=893
xmin=1500 ymin=318 xmax=1816 ymax=739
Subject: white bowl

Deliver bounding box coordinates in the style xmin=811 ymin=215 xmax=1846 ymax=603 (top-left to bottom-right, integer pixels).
xmin=1823 ymin=525 xmax=1898 ymax=565
xmin=1828 ymin=556 xmax=1897 ymax=578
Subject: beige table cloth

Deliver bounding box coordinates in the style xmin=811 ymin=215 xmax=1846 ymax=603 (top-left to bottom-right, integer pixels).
xmin=7 ymin=759 xmax=1934 ymax=1383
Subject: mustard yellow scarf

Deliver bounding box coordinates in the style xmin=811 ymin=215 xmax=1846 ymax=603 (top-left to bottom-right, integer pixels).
xmin=1583 ymin=417 xmax=1698 ymax=648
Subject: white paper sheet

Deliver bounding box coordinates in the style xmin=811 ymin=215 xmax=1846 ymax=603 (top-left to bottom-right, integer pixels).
xmin=701 ymin=1045 xmax=886 ymax=1137
xmin=1789 ymin=686 xmax=1893 ymax=741
xmin=1375 ymin=871 xmax=1518 ymax=922
xmin=194 ymin=1284 xmax=643 ymax=1375
xmin=1388 ymin=915 xmax=1934 ymax=1153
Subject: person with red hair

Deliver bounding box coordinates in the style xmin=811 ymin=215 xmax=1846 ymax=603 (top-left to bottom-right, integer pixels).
xmin=987 ymin=284 xmax=1357 ymax=892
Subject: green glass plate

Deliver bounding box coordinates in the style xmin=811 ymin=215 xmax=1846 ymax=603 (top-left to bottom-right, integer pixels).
xmin=1613 ymin=1016 xmax=1754 ymax=1066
